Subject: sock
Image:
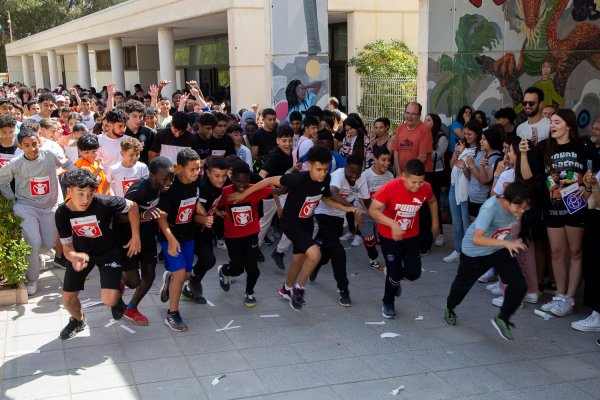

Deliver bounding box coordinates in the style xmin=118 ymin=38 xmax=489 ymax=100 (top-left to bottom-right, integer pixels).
xmin=127 ymin=302 xmax=136 ymax=310
xmin=284 ymin=284 xmax=292 ymax=291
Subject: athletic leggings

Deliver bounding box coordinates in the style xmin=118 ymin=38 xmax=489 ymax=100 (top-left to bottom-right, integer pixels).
xmin=222 ymin=234 xmax=260 ymax=295
xmin=193 ymin=229 xmax=216 ymax=281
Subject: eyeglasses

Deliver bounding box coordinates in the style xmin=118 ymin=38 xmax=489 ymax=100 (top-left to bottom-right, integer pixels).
xmin=521 ymin=101 xmax=537 ymax=107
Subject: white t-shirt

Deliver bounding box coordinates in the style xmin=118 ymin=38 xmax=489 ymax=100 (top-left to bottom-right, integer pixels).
xmin=236 ymin=145 xmax=253 ymax=168
xmin=493 ymin=168 xmax=515 ymax=196
xmin=106 ymin=161 xmax=149 ymax=197
xmin=63 ymin=140 xmax=79 ymax=163
xmin=358 ymin=167 xmax=394 ymax=211
xmin=26 ymin=114 xmax=42 ymax=122
xmin=97 ymin=134 xmax=124 ymax=171
xmin=316 ymin=167 xmax=369 ymax=218
xmin=516 ymin=117 xmax=550 ymax=143
xmin=80 ymin=112 xmax=96 ymax=131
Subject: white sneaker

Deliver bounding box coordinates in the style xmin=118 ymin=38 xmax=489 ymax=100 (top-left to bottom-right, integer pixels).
xmin=571 ymin=312 xmax=600 ymax=332
xmin=216 ymin=239 xmax=227 ymax=251
xmin=491 ymin=284 xmax=502 ymax=295
xmin=351 ymin=235 xmax=363 ymax=247
xmin=550 ymin=295 xmax=574 ymax=317
xmin=486 ymin=281 xmax=499 ymax=291
xmin=339 ymin=231 xmax=355 ymax=241
xmin=523 ymin=292 xmax=539 ymax=304
xmin=478 ymin=268 xmax=497 ymax=283
xmin=26 ymin=281 xmax=37 ymax=296
xmin=443 ymin=251 xmax=460 ymax=263
xmin=541 ymin=293 xmax=563 ymax=312
xmin=434 ymin=234 xmax=445 ymax=247
xmin=491 ymin=296 xmax=523 ymax=308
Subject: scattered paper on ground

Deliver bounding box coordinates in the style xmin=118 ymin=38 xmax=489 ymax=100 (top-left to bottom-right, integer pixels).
xmin=206 ymin=299 xmax=215 ymax=307
xmin=534 ymin=309 xmax=553 ymax=320
xmin=260 ymin=314 xmax=279 ymax=318
xmin=120 ymin=325 xmax=136 ymax=333
xmin=415 ymin=316 xmax=423 ymax=321
xmin=380 ymin=332 xmax=401 ymax=338
xmin=211 ymin=375 xmax=226 ymax=385
xmin=391 ymin=385 xmax=405 ymax=395
xmin=82 ymin=300 xmax=103 ymax=308
xmin=216 ymin=320 xmax=241 ymax=332
xmin=104 ymin=319 xmax=116 ymax=328
xmin=365 ymin=321 xmax=386 ymax=325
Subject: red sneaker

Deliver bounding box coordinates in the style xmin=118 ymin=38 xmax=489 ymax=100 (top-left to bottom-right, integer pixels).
xmin=123 ymin=308 xmax=149 ymax=326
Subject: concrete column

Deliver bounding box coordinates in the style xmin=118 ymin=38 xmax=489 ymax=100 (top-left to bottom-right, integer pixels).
xmin=77 ymin=43 xmax=92 ymax=89
xmin=32 ymin=53 xmax=45 ymax=89
xmin=47 ymin=50 xmax=59 ymax=90
xmin=21 ymin=55 xmax=31 ymax=87
xmin=109 ymin=37 xmax=126 ymax=92
xmin=157 ymin=28 xmax=176 ymax=98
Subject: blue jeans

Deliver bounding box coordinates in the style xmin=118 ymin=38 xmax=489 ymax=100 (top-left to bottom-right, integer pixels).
xmin=449 ymin=185 xmax=471 ymax=252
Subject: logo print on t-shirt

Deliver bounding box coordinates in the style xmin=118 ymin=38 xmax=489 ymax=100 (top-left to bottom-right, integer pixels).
xmin=0 ymin=154 xmax=15 ymax=168
xmin=176 ymin=198 xmax=196 ymax=224
xmin=30 ymin=176 xmax=50 ymax=196
xmin=299 ymin=195 xmax=322 ymax=218
xmin=208 ymin=195 xmax=222 ymax=216
xmin=70 ymin=215 xmax=102 ymax=238
xmin=121 ymin=178 xmax=138 ymax=196
xmin=231 ymin=205 xmax=253 ymax=226
xmin=491 ymin=228 xmax=510 ymax=240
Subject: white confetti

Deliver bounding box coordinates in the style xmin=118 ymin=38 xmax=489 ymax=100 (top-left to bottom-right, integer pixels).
xmin=365 ymin=321 xmax=386 ymax=325
xmin=104 ymin=319 xmax=117 ymax=328
xmin=534 ymin=309 xmax=553 ymax=320
xmin=215 ymin=325 xmax=241 ymax=332
xmin=82 ymin=301 xmax=103 ymax=309
xmin=415 ymin=316 xmax=423 ymax=321
xmin=380 ymin=332 xmax=401 ymax=338
xmin=211 ymin=375 xmax=226 ymax=385
xmin=391 ymin=385 xmax=405 ymax=395
xmin=206 ymin=299 xmax=215 ymax=307
xmin=260 ymin=314 xmax=280 ymax=318
xmin=120 ymin=325 xmax=136 ymax=333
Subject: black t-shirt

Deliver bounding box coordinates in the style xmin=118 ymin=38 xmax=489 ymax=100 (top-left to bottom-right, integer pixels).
xmin=125 ymin=126 xmax=154 ymax=165
xmin=250 ymin=128 xmax=277 ymax=157
xmin=261 ymin=147 xmax=293 ymax=177
xmin=197 ymin=177 xmax=223 ymax=216
xmin=530 ymin=139 xmax=590 ymax=215
xmin=157 ymin=174 xmax=199 ymax=243
xmin=123 ymin=178 xmax=161 ymax=235
xmin=196 ymin=137 xmax=211 ymax=161
xmin=280 ymin=171 xmax=331 ymax=229
xmin=209 ymin=135 xmax=236 ymax=158
xmin=150 ymin=128 xmax=199 ymax=165
xmin=0 ymin=140 xmax=18 ymax=155
xmin=55 ymin=195 xmax=130 ymax=257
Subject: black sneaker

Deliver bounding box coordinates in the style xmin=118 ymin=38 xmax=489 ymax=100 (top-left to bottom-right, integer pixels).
xmin=271 ymin=250 xmax=285 ymax=270
xmin=257 ymin=249 xmax=265 ymax=263
xmin=111 ymin=297 xmax=126 ymax=320
xmin=53 ymin=255 xmax=69 ymax=269
xmin=278 ymin=284 xmax=292 ymax=301
xmin=187 ymin=276 xmax=203 ymax=296
xmin=339 ymin=290 xmax=352 ymax=307
xmin=218 ymin=265 xmax=230 ymax=291
xmin=164 ymin=310 xmax=188 ymax=332
xmin=382 ymin=303 xmax=396 ymax=319
xmin=160 ymin=271 xmax=172 ymax=303
xmin=181 ymin=283 xmax=207 ymax=304
xmin=290 ymin=287 xmax=305 ymax=311
xmin=60 ymin=316 xmax=87 ymax=340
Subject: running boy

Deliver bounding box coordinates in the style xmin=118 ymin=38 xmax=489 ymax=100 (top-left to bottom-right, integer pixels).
xmin=358 ymin=147 xmax=394 ymax=269
xmin=55 ymin=169 xmax=141 ymax=339
xmin=368 ymin=159 xmax=439 ymax=319
xmin=217 ymin=161 xmax=276 ymax=307
xmin=0 ymin=129 xmax=77 ymax=295
xmin=75 ymin=134 xmax=110 ymax=195
xmin=444 ymin=181 xmax=529 ymax=341
xmin=106 ymin=137 xmax=149 ymax=198
xmin=157 ymin=148 xmax=202 ymax=332
xmin=228 ymin=146 xmax=359 ymax=310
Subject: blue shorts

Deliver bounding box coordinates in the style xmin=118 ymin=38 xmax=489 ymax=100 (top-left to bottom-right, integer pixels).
xmin=159 ymin=240 xmax=194 ymax=272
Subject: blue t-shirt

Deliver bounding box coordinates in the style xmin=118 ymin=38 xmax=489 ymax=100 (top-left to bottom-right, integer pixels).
xmin=449 ymin=121 xmax=464 ymax=152
xmin=461 ymin=196 xmax=518 ymax=257
xmin=301 ymin=151 xmax=346 ymax=173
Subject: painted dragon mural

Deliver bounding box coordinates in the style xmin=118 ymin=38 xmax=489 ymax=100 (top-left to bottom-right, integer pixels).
xmin=431 ymin=0 xmax=600 ymax=131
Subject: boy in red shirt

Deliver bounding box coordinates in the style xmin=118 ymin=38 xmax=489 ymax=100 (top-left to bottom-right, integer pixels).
xmin=369 ymin=159 xmax=440 ymax=319
xmin=216 ymin=161 xmax=276 ymax=307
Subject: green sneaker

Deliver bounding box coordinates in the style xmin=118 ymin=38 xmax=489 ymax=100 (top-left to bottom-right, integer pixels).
xmin=444 ymin=305 xmax=457 ymax=326
xmin=491 ymin=316 xmax=514 ymax=341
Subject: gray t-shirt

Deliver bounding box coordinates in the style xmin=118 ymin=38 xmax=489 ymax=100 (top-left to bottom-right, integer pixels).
xmin=468 ymin=150 xmax=502 ymax=204
xmin=461 ymin=196 xmax=518 ymax=257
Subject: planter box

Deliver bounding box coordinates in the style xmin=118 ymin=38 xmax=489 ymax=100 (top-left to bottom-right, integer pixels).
xmin=0 ymin=283 xmax=28 ymax=306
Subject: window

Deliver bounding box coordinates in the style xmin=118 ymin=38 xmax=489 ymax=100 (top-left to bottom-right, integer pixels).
xmin=124 ymin=46 xmax=137 ymax=70
xmin=96 ymin=50 xmax=111 ymax=71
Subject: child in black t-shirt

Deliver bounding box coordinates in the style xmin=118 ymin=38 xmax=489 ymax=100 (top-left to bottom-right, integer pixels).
xmin=0 ymin=114 xmax=18 ymax=163
xmin=228 ymin=146 xmax=358 ymax=311
xmin=55 ymin=169 xmax=141 ymax=340
xmin=156 ymin=149 xmax=201 ymax=332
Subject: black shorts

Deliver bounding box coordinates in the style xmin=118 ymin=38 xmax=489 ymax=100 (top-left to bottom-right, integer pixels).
xmin=283 ymin=221 xmax=315 ymax=254
xmin=119 ymin=228 xmax=158 ymax=271
xmin=544 ymin=209 xmax=587 ymax=229
xmin=468 ymin=200 xmax=483 ymax=218
xmin=63 ymin=251 xmax=122 ymax=292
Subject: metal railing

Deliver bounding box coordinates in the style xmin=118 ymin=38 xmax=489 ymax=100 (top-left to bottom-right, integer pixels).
xmin=357 ymin=75 xmax=417 ymax=128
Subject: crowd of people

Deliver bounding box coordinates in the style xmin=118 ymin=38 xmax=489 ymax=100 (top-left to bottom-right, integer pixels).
xmin=0 ymin=80 xmax=598 ymax=344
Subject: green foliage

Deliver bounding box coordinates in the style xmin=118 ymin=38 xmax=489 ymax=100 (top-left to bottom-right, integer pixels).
xmin=357 ymin=77 xmax=417 ymax=128
xmin=348 ymin=39 xmax=417 ymax=77
xmin=0 ymin=0 xmax=126 ymax=71
xmin=0 ymin=197 xmax=30 ymax=285
xmin=432 ymin=14 xmax=502 ymax=116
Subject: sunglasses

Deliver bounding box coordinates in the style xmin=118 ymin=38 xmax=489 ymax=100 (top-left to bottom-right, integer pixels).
xmin=521 ymin=101 xmax=537 ymax=107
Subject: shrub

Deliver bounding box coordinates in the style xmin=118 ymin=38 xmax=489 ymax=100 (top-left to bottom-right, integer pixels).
xmin=0 ymin=197 xmax=30 ymax=285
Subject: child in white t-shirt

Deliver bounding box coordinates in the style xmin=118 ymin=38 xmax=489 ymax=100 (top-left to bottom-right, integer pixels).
xmin=107 ymin=137 xmax=149 ymax=197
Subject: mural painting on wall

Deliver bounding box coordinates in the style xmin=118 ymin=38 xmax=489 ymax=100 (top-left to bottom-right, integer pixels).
xmin=430 ymin=0 xmax=600 ymax=134
xmin=271 ymin=0 xmax=329 ymax=122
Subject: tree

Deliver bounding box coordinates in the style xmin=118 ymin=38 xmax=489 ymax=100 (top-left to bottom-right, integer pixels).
xmin=348 ymin=39 xmax=418 ymax=76
xmin=0 ymin=0 xmax=126 ymax=72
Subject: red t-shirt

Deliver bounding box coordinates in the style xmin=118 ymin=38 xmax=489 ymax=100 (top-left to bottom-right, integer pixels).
xmin=374 ymin=178 xmax=433 ymax=240
xmin=218 ymin=184 xmax=273 ymax=239
xmin=391 ymin=123 xmax=433 ymax=172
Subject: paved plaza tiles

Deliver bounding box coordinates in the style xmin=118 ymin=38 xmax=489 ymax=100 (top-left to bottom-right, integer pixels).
xmin=1 ymin=233 xmax=599 ymax=399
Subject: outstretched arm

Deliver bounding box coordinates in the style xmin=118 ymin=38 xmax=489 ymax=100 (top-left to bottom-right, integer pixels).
xmin=227 ymin=176 xmax=282 ymax=203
